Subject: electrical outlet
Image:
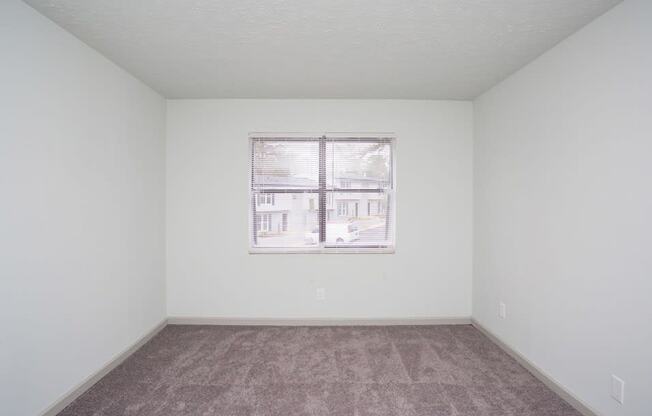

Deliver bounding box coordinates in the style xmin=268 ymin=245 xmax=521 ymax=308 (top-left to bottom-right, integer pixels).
xmin=611 ymin=375 xmax=624 ymax=404
xmin=316 ymin=287 xmax=326 ymax=301
xmin=499 ymin=302 xmax=506 ymax=319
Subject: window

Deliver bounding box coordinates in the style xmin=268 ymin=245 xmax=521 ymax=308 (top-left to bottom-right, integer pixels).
xmin=337 ymin=201 xmax=348 ymax=216
xmin=256 ymin=213 xmax=272 ymax=233
xmin=257 ymin=193 xmax=274 ymax=205
xmin=250 ymin=134 xmax=395 ymax=253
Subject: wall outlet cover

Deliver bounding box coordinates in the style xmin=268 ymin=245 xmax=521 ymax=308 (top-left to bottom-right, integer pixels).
xmin=499 ymin=302 xmax=506 ymax=319
xmin=611 ymin=375 xmax=624 ymax=404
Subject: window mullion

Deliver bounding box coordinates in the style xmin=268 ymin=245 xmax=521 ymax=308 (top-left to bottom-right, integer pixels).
xmin=318 ymin=136 xmax=326 ymax=244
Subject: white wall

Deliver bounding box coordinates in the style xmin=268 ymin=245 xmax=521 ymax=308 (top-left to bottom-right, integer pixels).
xmin=473 ymin=1 xmax=652 ymax=415
xmin=167 ymin=100 xmax=472 ymax=319
xmin=0 ymin=2 xmax=167 ymax=415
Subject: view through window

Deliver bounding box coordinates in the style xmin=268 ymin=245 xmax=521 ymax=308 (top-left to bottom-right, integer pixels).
xmin=250 ymin=135 xmax=395 ymax=252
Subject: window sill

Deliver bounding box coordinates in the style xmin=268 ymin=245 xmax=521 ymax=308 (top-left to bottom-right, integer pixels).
xmin=249 ymin=247 xmax=395 ymax=254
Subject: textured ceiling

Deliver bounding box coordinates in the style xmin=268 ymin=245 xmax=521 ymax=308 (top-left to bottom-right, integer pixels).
xmin=24 ymin=0 xmax=621 ymax=99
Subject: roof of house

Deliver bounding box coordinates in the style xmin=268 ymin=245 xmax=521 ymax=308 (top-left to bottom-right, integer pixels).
xmin=254 ymin=174 xmax=387 ymax=187
xmin=254 ymin=175 xmax=317 ymax=188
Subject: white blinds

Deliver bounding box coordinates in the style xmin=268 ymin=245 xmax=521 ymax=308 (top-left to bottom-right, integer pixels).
xmin=250 ymin=135 xmax=395 ymax=251
xmin=252 ymin=139 xmax=319 ymax=190
xmin=325 ymin=138 xmax=393 ymax=190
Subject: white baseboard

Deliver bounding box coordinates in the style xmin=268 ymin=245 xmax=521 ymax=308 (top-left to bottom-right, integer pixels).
xmin=40 ymin=319 xmax=168 ymax=416
xmin=471 ymin=319 xmax=600 ymax=416
xmin=167 ymin=316 xmax=471 ymax=326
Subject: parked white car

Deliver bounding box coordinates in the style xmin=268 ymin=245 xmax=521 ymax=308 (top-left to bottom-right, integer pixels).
xmin=305 ymin=222 xmax=360 ymax=244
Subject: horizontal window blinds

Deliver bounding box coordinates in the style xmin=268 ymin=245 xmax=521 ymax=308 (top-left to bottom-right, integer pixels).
xmin=325 ymin=138 xmax=393 ymax=190
xmin=252 ymin=139 xmax=319 ymax=190
xmin=250 ymin=135 xmax=395 ymax=252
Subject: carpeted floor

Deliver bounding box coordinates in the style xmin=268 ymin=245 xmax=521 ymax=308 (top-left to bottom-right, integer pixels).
xmin=58 ymin=325 xmax=580 ymax=415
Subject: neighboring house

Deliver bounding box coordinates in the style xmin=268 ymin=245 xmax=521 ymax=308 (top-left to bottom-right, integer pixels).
xmin=253 ymin=176 xmax=317 ymax=235
xmin=326 ymin=174 xmax=388 ymax=221
xmin=253 ymin=174 xmax=387 ymax=236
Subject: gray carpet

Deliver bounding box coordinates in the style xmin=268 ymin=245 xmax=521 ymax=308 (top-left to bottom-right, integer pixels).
xmin=58 ymin=325 xmax=579 ymax=415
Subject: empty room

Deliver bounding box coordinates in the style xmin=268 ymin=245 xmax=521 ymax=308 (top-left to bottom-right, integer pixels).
xmin=2 ymin=0 xmax=650 ymax=415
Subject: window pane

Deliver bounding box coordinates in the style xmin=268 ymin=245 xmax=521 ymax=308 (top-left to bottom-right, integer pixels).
xmin=252 ymin=140 xmax=319 ymax=189
xmin=325 ymin=191 xmax=393 ymax=246
xmin=252 ymin=192 xmax=319 ymax=248
xmin=326 ymin=141 xmax=391 ymax=189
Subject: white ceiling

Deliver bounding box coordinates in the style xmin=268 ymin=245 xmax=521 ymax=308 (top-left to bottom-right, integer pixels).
xmin=24 ymin=0 xmax=620 ymax=99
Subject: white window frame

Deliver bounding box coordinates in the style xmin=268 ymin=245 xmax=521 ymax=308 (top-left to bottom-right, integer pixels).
xmin=257 ymin=193 xmax=274 ymax=206
xmin=256 ymin=213 xmax=272 ymax=233
xmin=337 ymin=201 xmax=348 ymax=216
xmin=249 ymin=132 xmax=396 ymax=254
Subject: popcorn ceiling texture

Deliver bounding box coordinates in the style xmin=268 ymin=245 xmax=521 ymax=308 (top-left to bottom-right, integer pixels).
xmin=24 ymin=0 xmax=620 ymax=99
